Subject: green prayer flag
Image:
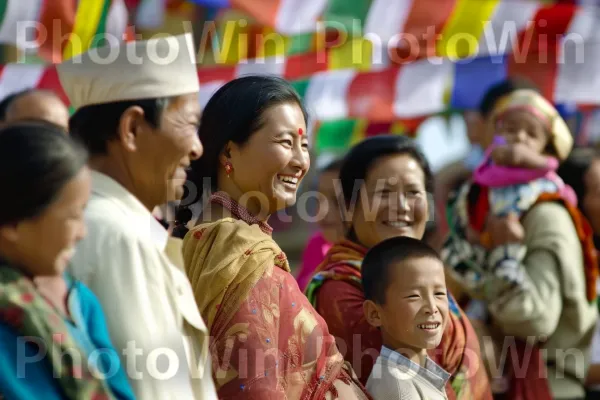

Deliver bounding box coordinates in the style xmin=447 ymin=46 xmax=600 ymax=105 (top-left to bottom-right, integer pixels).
xmin=315 ymin=119 xmax=358 ymax=152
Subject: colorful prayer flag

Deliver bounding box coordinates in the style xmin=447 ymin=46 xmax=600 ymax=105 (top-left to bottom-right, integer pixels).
xmin=229 ymin=0 xmax=327 ymax=35
xmin=0 ymin=0 xmax=129 ymax=62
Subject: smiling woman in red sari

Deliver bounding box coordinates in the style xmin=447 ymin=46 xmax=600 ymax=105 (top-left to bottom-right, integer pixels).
xmin=305 ymin=135 xmax=492 ymax=400
xmin=180 ymin=76 xmax=370 ymax=399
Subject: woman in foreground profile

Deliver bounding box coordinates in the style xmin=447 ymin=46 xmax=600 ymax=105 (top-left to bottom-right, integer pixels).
xmin=0 ymin=123 xmax=133 ymax=400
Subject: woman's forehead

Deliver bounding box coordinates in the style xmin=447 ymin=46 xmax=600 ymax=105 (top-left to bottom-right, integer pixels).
xmin=365 ymin=154 xmax=424 ymax=181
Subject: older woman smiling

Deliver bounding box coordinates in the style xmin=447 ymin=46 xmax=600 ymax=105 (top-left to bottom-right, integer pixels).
xmin=306 ymin=135 xmax=492 ymax=400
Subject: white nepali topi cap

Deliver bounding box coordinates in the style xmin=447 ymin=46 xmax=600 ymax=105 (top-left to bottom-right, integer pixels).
xmin=57 ymin=33 xmax=200 ymax=110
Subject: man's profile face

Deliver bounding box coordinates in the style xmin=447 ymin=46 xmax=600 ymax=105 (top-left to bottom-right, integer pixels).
xmin=133 ymin=93 xmax=202 ymax=207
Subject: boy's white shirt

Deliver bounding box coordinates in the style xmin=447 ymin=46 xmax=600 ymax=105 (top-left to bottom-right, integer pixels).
xmin=366 ymin=346 xmax=450 ymax=400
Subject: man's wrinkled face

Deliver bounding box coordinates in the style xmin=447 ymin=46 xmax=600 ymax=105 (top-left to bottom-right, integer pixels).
xmin=134 ymin=93 xmax=202 ymax=207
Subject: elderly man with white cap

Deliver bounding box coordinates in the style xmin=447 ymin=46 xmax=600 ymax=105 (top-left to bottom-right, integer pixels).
xmin=58 ymin=34 xmax=217 ymax=400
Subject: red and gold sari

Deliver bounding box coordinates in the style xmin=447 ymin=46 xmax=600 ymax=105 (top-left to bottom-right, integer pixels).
xmin=306 ymin=240 xmax=493 ymax=400
xmin=182 ymin=192 xmax=370 ymax=399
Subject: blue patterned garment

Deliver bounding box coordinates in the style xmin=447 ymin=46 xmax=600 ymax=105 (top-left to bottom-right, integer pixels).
xmin=441 ymin=179 xmax=544 ymax=299
xmin=488 ymin=177 xmax=560 ymax=217
xmin=0 ymin=275 xmax=135 ymax=400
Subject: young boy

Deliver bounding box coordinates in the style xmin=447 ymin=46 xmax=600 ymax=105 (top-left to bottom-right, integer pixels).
xmin=363 ymin=236 xmax=450 ymax=400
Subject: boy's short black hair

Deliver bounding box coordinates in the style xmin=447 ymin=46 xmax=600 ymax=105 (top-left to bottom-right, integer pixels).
xmin=362 ymin=237 xmax=442 ymax=305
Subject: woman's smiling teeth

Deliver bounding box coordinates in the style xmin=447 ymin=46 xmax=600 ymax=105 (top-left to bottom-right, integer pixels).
xmin=278 ymin=175 xmax=299 ymax=188
xmin=385 ymin=221 xmax=410 ymax=228
xmin=418 ymin=323 xmax=441 ymax=331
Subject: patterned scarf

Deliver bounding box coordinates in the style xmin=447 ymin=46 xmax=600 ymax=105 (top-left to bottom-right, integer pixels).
xmin=539 ymin=192 xmax=599 ymax=302
xmin=305 ymin=239 xmax=366 ymax=307
xmin=437 ymin=295 xmax=494 ymax=400
xmin=305 ymin=240 xmax=493 ymax=400
xmin=0 ymin=264 xmax=114 ymax=400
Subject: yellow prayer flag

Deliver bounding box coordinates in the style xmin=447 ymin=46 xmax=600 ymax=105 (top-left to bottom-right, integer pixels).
xmin=443 ymin=65 xmax=455 ymax=105
xmin=349 ymin=119 xmax=369 ymax=147
xmin=437 ymin=0 xmax=501 ymax=59
xmin=63 ymin=0 xmax=107 ymax=60
xmin=215 ymin=19 xmax=250 ymax=65
xmin=328 ymin=38 xmax=373 ymax=71
xmin=257 ymin=27 xmax=290 ymax=59
xmin=390 ymin=121 xmax=407 ymax=135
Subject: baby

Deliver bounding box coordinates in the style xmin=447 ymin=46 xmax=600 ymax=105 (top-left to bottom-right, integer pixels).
xmin=442 ymin=89 xmax=575 ymax=300
xmin=363 ymin=236 xmax=450 ymax=400
xmin=474 ymin=89 xmax=575 ymax=222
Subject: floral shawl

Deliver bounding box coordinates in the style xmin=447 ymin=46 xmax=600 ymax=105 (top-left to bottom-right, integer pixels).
xmin=182 ymin=192 xmax=370 ymax=399
xmin=0 ymin=264 xmax=115 ymax=399
xmin=306 ymin=240 xmax=493 ymax=400
xmin=305 ymin=240 xmax=365 ymax=305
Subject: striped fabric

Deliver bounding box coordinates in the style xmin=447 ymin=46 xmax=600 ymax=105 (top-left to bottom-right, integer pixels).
xmin=63 ymin=0 xmax=112 ymax=60
xmin=195 ymin=49 xmax=595 ymax=119
xmin=190 ymin=0 xmax=600 ymax=129
xmin=0 ymin=0 xmax=131 ymax=61
xmin=208 ymin=0 xmax=596 ymax=63
xmin=0 ymin=0 xmax=44 ymax=50
xmin=0 ymin=55 xmax=586 ymax=155
xmin=0 ymin=0 xmax=598 ymax=155
xmin=0 ymin=64 xmax=69 ymax=104
xmin=228 ymin=0 xmax=327 ymax=35
xmin=0 ymin=54 xmax=593 ymax=116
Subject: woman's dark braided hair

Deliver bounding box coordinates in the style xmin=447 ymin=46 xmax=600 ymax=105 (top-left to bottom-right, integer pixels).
xmin=173 ymin=202 xmax=194 ymax=239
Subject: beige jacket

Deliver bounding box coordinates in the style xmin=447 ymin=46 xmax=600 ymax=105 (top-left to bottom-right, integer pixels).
xmin=69 ymin=171 xmax=217 ymax=400
xmin=479 ymin=202 xmax=598 ymax=399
